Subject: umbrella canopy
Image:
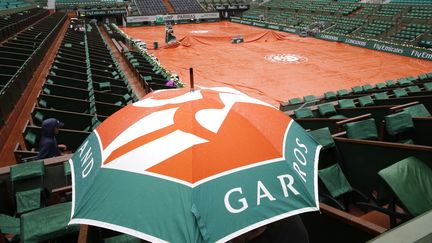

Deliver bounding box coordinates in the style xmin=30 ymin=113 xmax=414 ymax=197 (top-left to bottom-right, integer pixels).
xmin=69 ymin=86 xmax=321 ymax=242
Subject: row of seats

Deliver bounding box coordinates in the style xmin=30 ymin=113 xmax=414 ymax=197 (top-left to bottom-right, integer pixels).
xmin=390 ymin=23 xmax=430 ymax=42
xmin=0 ymin=8 xmax=47 ymax=43
xmin=134 ymin=0 xmax=168 ymax=15
xmin=356 ymin=20 xmax=394 ymax=38
xmin=16 ymin=21 xmax=138 ymax=161
xmin=406 ymin=6 xmax=432 ymax=19
xmin=0 ymin=0 xmax=31 ymax=9
xmin=169 ymin=0 xmax=204 ymax=13
xmin=241 ymin=1 xmax=431 ymax=47
xmin=280 ymin=72 xmax=432 ymax=111
xmin=0 ymin=158 xmax=79 ymax=242
xmin=390 ymin=0 xmax=432 ymax=4
xmin=55 ymin=0 xmax=126 ymax=9
xmin=285 ymin=75 xmax=432 ymax=225
xmin=0 ymin=12 xmax=66 ymax=129
xmin=107 ymin=23 xmax=178 ymax=92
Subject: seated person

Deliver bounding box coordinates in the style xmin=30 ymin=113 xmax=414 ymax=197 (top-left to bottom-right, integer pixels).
xmin=36 ymin=118 xmax=67 ymax=160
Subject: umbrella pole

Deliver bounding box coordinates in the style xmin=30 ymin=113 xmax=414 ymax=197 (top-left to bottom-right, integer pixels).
xmin=190 ymin=67 xmax=194 ymax=92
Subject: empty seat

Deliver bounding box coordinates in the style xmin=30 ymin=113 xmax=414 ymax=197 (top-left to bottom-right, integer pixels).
xmin=374 ymin=92 xmax=389 ymax=100
xmin=294 ymin=108 xmax=314 ymax=119
xmin=338 ymin=99 xmax=355 ymax=109
xmin=402 ymin=104 xmax=431 ymax=118
xmin=324 ymin=91 xmax=337 ymax=100
xmin=384 ymin=112 xmax=414 ymax=144
xmin=357 ymin=95 xmax=374 ymax=107
xmin=393 ymin=89 xmax=408 ymax=98
xmin=288 ymin=97 xmax=302 ymax=105
xmin=303 ymin=95 xmax=316 ymax=102
xmin=345 ymin=118 xmax=378 ymax=140
xmin=318 ymin=103 xmax=346 ymax=118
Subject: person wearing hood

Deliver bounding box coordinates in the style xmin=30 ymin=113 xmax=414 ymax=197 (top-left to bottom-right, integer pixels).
xmin=36 ymin=118 xmax=66 ymax=160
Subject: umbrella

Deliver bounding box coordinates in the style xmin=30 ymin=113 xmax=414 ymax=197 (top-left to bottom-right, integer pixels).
xmin=68 ymin=86 xmax=321 ymax=242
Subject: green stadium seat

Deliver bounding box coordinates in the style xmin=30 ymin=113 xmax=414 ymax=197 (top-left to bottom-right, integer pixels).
xmin=318 ymin=103 xmax=337 ymax=117
xmin=397 ymin=78 xmax=412 ymax=86
xmin=375 ymin=83 xmax=387 ymax=89
xmin=357 ymin=96 xmax=374 ymax=107
xmin=0 ymin=214 xmax=20 ymax=235
xmin=24 ymin=131 xmax=38 ymax=150
xmin=309 ymin=127 xmax=335 ymax=150
xmin=418 ymin=74 xmax=428 ymax=81
xmin=294 ymin=108 xmax=314 ymax=119
xmin=406 ymin=86 xmax=421 ymax=93
xmin=324 ymin=91 xmax=337 ymax=100
xmin=309 ymin=126 xmax=370 ymax=211
xmin=303 ymin=95 xmax=316 ymax=102
xmin=351 ymin=86 xmax=363 ymax=94
xmin=97 ymin=82 xmax=111 ymax=91
xmin=338 ymin=99 xmax=356 ymax=108
xmin=337 ymin=89 xmax=350 ymax=97
xmin=34 ymin=111 xmax=44 ymax=124
xmin=345 ymin=118 xmax=378 ymax=140
xmin=403 ymin=104 xmax=431 ymax=118
xmin=319 ymin=164 xmax=353 ymax=198
xmin=374 ymin=92 xmax=389 ymax=100
xmin=393 ymin=89 xmax=408 ymax=98
xmin=424 ymin=82 xmax=432 ymax=91
xmin=378 ymin=156 xmax=432 ymax=217
xmin=362 ymin=84 xmax=373 ymax=92
xmin=385 ymin=80 xmax=396 ymax=87
xmin=385 ymin=112 xmax=414 ymax=144
xmin=10 ymin=160 xmax=45 ymax=214
xmin=288 ymin=97 xmax=302 ymax=105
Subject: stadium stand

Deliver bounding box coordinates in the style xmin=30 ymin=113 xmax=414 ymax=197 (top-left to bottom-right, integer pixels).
xmin=134 ymin=0 xmax=168 ymax=15
xmin=240 ymin=0 xmax=432 ymax=49
xmin=0 ymin=11 xmax=66 ymax=129
xmin=15 ymin=20 xmax=138 ymax=161
xmin=0 ymin=8 xmax=48 ymax=42
xmin=55 ymin=0 xmax=127 ymax=10
xmin=0 ymin=0 xmax=32 ymax=10
xmin=169 ymin=0 xmax=204 ymax=13
xmin=107 ymin=23 xmax=180 ymax=92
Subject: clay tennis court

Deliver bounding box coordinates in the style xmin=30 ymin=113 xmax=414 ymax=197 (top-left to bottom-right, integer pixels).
xmin=122 ymin=21 xmax=432 ymax=106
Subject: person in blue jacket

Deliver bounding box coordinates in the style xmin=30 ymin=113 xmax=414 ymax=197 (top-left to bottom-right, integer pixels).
xmin=36 ymin=118 xmax=66 ymax=160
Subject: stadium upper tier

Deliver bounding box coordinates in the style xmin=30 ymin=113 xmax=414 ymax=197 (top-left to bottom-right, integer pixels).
xmin=0 ymin=0 xmax=32 ymax=9
xmin=241 ymin=1 xmax=432 ymax=49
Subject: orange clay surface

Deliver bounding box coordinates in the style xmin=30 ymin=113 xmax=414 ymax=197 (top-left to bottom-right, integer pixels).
xmin=121 ymin=21 xmax=432 ymax=106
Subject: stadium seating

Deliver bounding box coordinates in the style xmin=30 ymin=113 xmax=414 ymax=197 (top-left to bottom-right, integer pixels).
xmin=241 ymin=1 xmax=432 ymax=49
xmin=0 ymin=8 xmax=47 ymax=42
xmin=390 ymin=23 xmax=430 ymax=42
xmin=134 ymin=0 xmax=168 ymax=15
xmin=169 ymin=0 xmax=204 ymax=13
xmin=390 ymin=0 xmax=432 ymax=4
xmin=0 ymin=12 xmax=66 ymax=129
xmin=107 ymin=23 xmax=178 ymax=92
xmin=0 ymin=0 xmax=31 ymax=10
xmin=356 ymin=20 xmax=394 ymax=38
xmin=55 ymin=0 xmax=126 ymax=9
xmin=15 ymin=21 xmax=138 ymax=161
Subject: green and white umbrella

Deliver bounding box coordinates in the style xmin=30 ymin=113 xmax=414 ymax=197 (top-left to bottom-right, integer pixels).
xmin=69 ymin=86 xmax=321 ymax=242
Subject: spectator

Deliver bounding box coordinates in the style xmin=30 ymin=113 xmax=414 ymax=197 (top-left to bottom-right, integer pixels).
xmin=36 ymin=118 xmax=67 ymax=160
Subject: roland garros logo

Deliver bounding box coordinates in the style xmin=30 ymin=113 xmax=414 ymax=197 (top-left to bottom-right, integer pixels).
xmin=265 ymin=54 xmax=308 ymax=64
xmin=75 ymin=87 xmax=314 ymax=215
